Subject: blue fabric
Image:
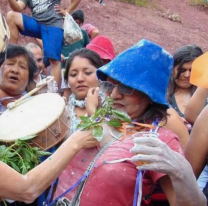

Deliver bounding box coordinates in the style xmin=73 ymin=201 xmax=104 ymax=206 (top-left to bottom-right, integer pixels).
xmin=20 ymin=14 xmax=63 ymax=61
xmin=37 ymin=146 xmax=57 ymax=206
xmin=97 ymin=39 xmax=173 ymax=107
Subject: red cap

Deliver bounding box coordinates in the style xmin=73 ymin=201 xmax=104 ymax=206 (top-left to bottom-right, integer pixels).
xmin=86 ymin=35 xmax=115 ymax=61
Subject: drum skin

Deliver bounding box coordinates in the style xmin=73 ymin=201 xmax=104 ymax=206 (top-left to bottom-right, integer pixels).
xmin=0 ymin=93 xmax=70 ymax=150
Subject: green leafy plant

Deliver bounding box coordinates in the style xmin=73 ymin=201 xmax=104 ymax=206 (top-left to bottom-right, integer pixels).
xmin=0 ymin=135 xmax=51 ymax=175
xmin=189 ymin=0 xmax=208 ymax=5
xmin=77 ymin=97 xmax=132 ymax=141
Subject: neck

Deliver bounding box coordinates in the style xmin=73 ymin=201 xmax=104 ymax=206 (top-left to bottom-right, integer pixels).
xmin=175 ymin=87 xmax=191 ymax=95
xmin=0 ymin=90 xmax=21 ymax=106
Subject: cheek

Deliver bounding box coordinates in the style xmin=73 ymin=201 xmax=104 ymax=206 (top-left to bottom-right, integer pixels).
xmin=87 ymin=74 xmax=99 ymax=86
xmin=68 ymin=77 xmax=76 ymax=88
xmin=21 ymin=71 xmax=29 ymax=86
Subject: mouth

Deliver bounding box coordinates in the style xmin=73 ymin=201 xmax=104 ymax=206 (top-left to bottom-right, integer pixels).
xmin=8 ymin=75 xmax=19 ymax=82
xmin=112 ymin=103 xmax=124 ymax=108
xmin=76 ymin=85 xmax=87 ymax=90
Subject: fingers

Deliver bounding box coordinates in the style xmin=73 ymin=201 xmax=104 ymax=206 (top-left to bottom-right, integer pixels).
xmin=130 ymin=144 xmax=160 ymax=155
xmin=131 ymin=153 xmax=159 ymax=163
xmin=87 ymin=87 xmax=99 ymax=96
xmin=133 ymin=136 xmax=163 ymax=148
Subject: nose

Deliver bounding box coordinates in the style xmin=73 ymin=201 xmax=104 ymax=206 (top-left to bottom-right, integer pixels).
xmin=184 ymin=70 xmax=191 ymax=78
xmin=77 ymin=72 xmax=84 ymax=82
xmin=11 ymin=64 xmax=19 ymax=74
xmin=110 ymin=86 xmax=122 ymax=100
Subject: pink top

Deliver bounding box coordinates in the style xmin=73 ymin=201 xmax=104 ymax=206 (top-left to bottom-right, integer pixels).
xmin=54 ymin=127 xmax=183 ymax=205
xmin=82 ymin=24 xmax=98 ymax=38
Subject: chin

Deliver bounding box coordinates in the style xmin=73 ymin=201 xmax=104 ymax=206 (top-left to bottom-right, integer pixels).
xmin=76 ymin=94 xmax=87 ymax=100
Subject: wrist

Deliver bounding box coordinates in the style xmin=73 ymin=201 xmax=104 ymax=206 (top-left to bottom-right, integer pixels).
xmin=169 ymin=158 xmax=192 ymax=182
xmin=67 ymin=135 xmax=83 ymax=153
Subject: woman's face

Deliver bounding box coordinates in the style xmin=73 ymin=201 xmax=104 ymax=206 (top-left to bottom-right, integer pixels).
xmin=107 ymin=78 xmax=150 ymax=120
xmin=68 ymin=56 xmax=99 ymax=100
xmin=174 ymin=61 xmax=193 ymax=89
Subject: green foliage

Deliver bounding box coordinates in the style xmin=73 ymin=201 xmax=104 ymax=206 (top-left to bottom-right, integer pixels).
xmin=0 ymin=136 xmax=51 ymax=174
xmin=189 ymin=0 xmax=208 ymax=5
xmin=116 ymin=0 xmax=149 ymax=7
xmin=77 ymin=97 xmax=132 ymax=141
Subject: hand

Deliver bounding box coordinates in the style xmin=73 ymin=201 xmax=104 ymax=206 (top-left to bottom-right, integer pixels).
xmin=61 ymin=54 xmax=65 ymax=63
xmin=54 ymin=4 xmax=66 ymax=16
xmin=85 ymin=87 xmax=100 ymax=117
xmin=70 ymin=129 xmax=99 ymax=149
xmin=36 ymin=76 xmax=58 ymax=93
xmin=130 ymin=135 xmax=184 ymax=177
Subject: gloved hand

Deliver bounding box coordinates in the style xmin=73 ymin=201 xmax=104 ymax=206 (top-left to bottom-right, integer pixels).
xmin=130 ymin=133 xmax=184 ymax=177
xmin=36 ymin=76 xmax=58 ymax=93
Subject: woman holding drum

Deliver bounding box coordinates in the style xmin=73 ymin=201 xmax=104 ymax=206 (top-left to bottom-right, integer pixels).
xmin=0 ymin=44 xmax=99 ymax=203
xmin=53 ymin=39 xmax=206 ymax=206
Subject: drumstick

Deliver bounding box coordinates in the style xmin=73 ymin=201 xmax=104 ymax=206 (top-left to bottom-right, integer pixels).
xmin=7 ymin=76 xmax=54 ymax=110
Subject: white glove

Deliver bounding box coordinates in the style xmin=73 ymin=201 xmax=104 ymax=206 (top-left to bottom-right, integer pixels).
xmin=36 ymin=76 xmax=58 ymax=93
xmin=130 ymin=134 xmax=184 ymax=177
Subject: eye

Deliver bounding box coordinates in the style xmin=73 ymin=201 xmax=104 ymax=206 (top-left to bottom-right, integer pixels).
xmin=85 ymin=71 xmax=93 ymax=75
xmin=69 ymin=73 xmax=77 ymax=77
xmin=6 ymin=62 xmax=14 ymax=66
xmin=20 ymin=65 xmax=27 ymax=70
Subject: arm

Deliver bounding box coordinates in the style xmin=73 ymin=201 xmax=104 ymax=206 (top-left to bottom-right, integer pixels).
xmin=91 ymin=29 xmax=99 ymax=40
xmin=159 ymin=176 xmax=176 ymax=206
xmin=160 ymin=108 xmax=189 ymax=150
xmin=8 ymin=0 xmax=26 ymax=12
xmin=66 ymin=0 xmax=81 ymax=14
xmin=0 ymin=130 xmax=98 ymax=203
xmin=184 ymin=87 xmax=208 ymax=124
xmin=131 ymin=136 xmax=206 ymax=206
xmin=35 ymin=38 xmax=43 ymax=49
xmin=185 ymin=105 xmax=208 ymax=178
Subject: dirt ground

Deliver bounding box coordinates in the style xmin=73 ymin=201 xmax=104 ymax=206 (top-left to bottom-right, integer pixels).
xmin=1 ymin=0 xmax=208 ymax=54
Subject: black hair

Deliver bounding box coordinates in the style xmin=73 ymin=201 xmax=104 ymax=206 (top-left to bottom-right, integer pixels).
xmin=0 ymin=44 xmax=37 ymax=83
xmin=167 ymin=44 xmax=203 ymax=102
xmin=71 ymin=10 xmax=84 ymax=23
xmin=138 ymin=103 xmax=168 ymax=124
xmin=64 ymin=48 xmax=103 ymax=81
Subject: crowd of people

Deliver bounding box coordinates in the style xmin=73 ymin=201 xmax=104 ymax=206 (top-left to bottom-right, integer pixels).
xmin=0 ymin=0 xmax=208 ymax=206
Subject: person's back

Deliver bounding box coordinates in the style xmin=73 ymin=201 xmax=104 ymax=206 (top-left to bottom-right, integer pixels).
xmin=62 ymin=29 xmax=90 ymax=67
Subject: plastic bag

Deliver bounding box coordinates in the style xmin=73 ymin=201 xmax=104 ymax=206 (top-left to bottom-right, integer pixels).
xmin=63 ymin=13 xmax=82 ymax=45
xmin=0 ymin=11 xmax=10 ymax=53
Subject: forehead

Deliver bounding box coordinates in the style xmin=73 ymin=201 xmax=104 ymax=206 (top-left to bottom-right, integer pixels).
xmin=30 ymin=47 xmax=42 ymax=57
xmin=70 ymin=56 xmax=95 ymax=70
xmin=181 ymin=61 xmax=193 ymax=69
xmin=107 ymin=77 xmax=122 ymax=85
xmin=7 ymin=55 xmax=28 ymax=64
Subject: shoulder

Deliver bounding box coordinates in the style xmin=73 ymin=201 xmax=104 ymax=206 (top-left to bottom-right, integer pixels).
xmin=81 ymin=29 xmax=88 ymax=36
xmin=158 ymin=127 xmax=183 ymax=155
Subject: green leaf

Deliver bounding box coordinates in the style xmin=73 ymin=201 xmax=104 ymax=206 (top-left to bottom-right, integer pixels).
xmin=91 ymin=108 xmax=105 ymax=121
xmin=21 ymin=148 xmax=32 ymax=161
xmin=79 ymin=116 xmax=91 ymax=124
xmin=36 ymin=150 xmax=52 ymax=156
xmin=106 ymin=119 xmax=122 ymax=127
xmin=18 ymin=135 xmax=37 ymax=141
xmin=0 ymin=145 xmax=7 ymax=153
xmin=76 ymin=123 xmax=91 ymax=131
xmin=21 ymin=165 xmax=28 ymax=175
xmin=92 ymin=126 xmax=103 ymax=142
xmin=112 ymin=110 xmax=132 ymax=123
xmin=10 ymin=162 xmax=21 ymax=173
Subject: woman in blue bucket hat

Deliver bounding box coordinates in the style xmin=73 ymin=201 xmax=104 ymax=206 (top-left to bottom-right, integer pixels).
xmin=53 ymin=39 xmax=205 ymax=206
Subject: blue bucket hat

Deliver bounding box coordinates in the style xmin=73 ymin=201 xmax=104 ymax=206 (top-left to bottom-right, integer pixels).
xmin=97 ymin=39 xmax=173 ymax=107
